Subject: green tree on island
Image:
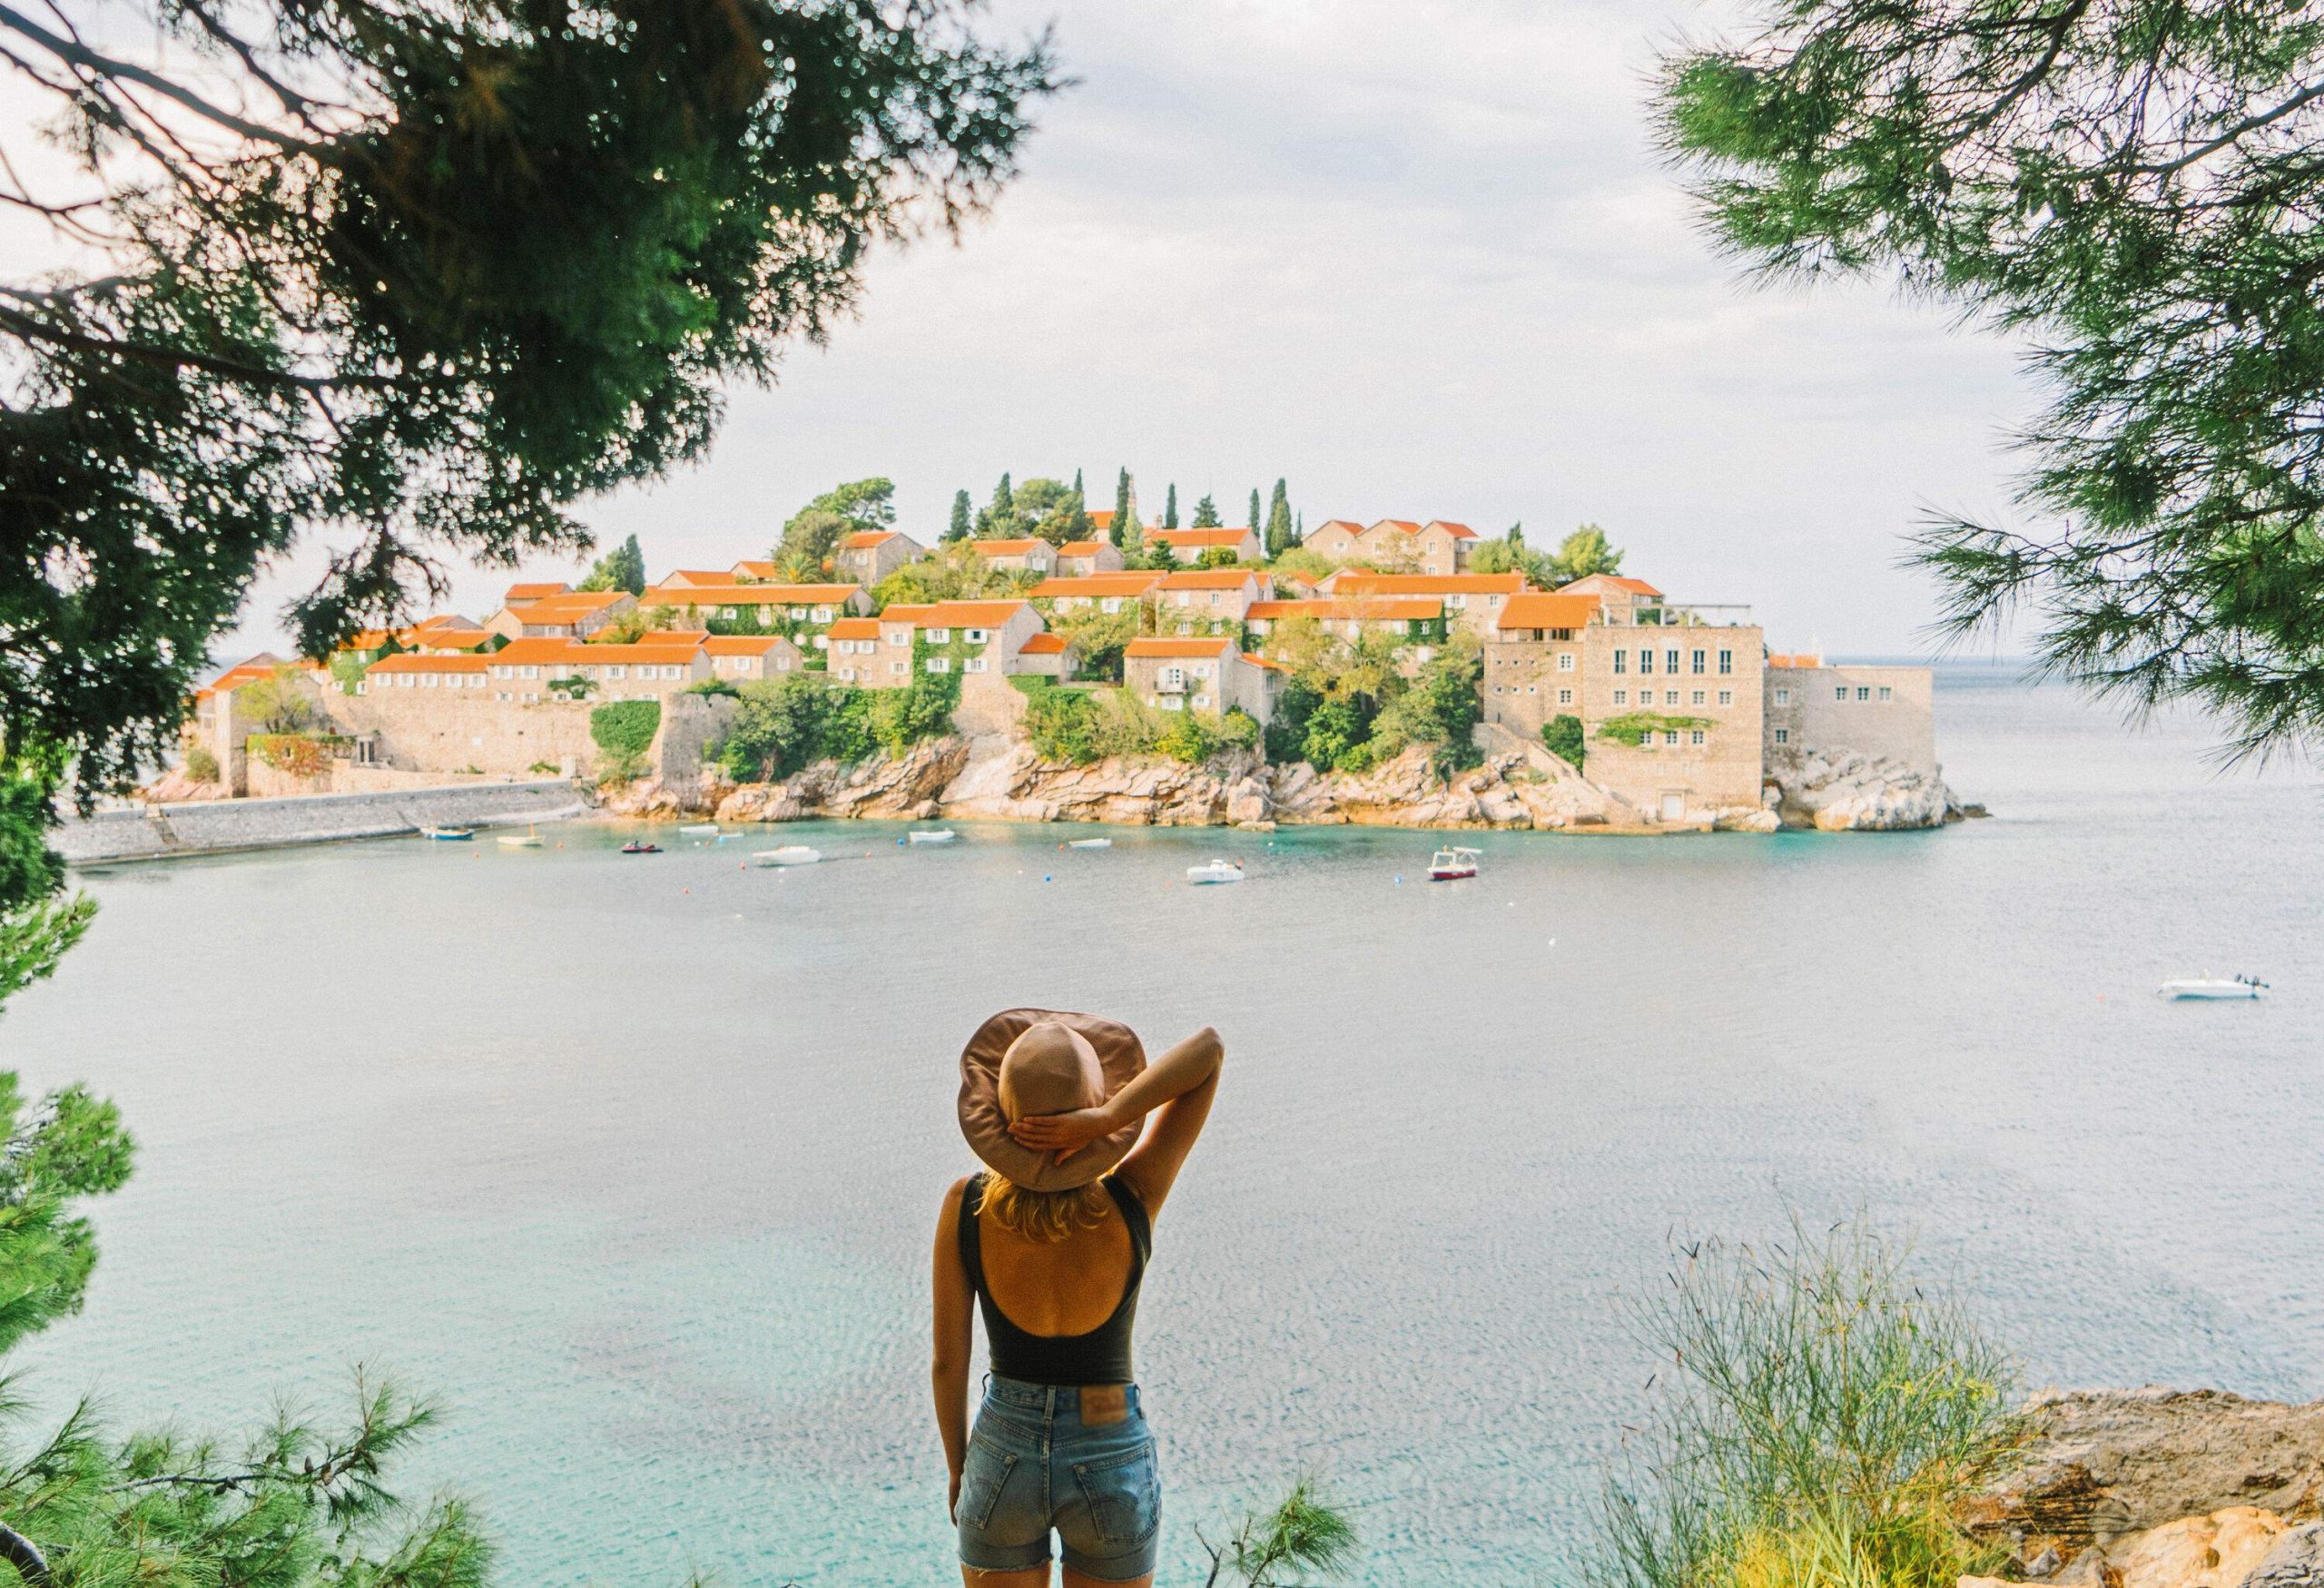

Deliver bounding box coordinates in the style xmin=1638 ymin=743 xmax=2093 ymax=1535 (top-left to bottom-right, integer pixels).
xmin=1551 ymin=525 xmax=1624 ymax=585
xmin=0 ymin=1 xmax=1053 ymax=1579
xmin=775 ymin=478 xmax=897 ymax=578
xmin=1659 ymin=0 xmax=2324 ymax=755
xmin=1265 ymin=479 xmax=1295 ymax=556
xmin=1192 ymin=492 xmax=1222 ymax=528
xmin=1248 ymin=488 xmax=1264 ymax=537
xmin=1164 ymin=484 xmax=1180 ymax=528
xmin=1012 ymin=478 xmax=1096 ymax=547
xmin=578 ymin=534 xmax=646 ymax=595
xmin=947 ymin=489 xmax=974 ymax=544
xmin=1113 ymin=469 xmax=1136 ymax=545
xmin=978 ymin=472 xmax=1021 ymax=537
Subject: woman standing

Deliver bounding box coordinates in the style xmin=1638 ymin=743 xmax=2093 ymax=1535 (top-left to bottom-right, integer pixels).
xmin=933 ymin=1010 xmax=1224 ymax=1586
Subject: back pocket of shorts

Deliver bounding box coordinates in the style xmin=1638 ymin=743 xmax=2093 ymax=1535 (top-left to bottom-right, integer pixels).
xmin=1072 ymin=1440 xmax=1158 ymax=1545
xmin=960 ymin=1435 xmax=1019 ymax=1533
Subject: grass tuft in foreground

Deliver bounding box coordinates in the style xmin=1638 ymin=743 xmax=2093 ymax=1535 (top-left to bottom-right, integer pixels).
xmin=1201 ymin=1476 xmax=1358 ymax=1586
xmin=1587 ymin=1215 xmax=2024 ymax=1588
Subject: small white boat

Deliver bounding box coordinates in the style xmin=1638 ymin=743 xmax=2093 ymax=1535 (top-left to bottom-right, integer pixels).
xmin=496 ymin=825 xmax=543 ymax=849
xmin=753 ymin=846 xmax=822 ymax=867
xmin=423 ymin=826 xmax=474 ymax=842
xmin=1427 ymin=846 xmax=1481 ymax=882
xmin=1068 ymin=837 xmax=1112 ymax=850
xmin=679 ymin=823 xmax=721 ymax=837
xmin=1186 ymin=859 xmax=1244 ymax=885
xmin=2158 ymin=973 xmax=2267 ymax=1001
xmin=908 ymin=829 xmax=957 ymax=844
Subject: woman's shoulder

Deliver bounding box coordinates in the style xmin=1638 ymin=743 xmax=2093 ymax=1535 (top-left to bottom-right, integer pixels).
xmin=940 ymin=1173 xmax=979 ymax=1219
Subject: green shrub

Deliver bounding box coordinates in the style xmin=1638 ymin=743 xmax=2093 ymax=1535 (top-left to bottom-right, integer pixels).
xmin=183 ymin=746 xmax=220 ymax=784
xmin=1026 ymin=686 xmax=1099 ymax=764
xmin=714 ymin=673 xmax=949 ymax=780
xmin=1586 ymin=1218 xmax=2020 ymax=1588
xmin=684 ymin=676 xmax=740 ymax=698
xmin=1156 ymin=708 xmax=1217 ymax=764
xmin=1543 ymin=714 xmax=1587 ymax=768
xmin=590 ymin=700 xmax=661 ymax=758
xmin=527 ymin=761 xmax=559 ymax=774
xmin=868 ymin=672 xmax=960 ymax=755
xmin=1216 ymin=707 xmax=1261 ymax=753
xmin=1265 ymin=678 xmax=1322 ymax=763
xmin=1301 ymin=696 xmax=1372 ymax=771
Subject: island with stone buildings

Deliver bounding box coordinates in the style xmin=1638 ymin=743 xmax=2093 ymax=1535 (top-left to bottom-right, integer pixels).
xmin=165 ymin=509 xmax=1965 ymax=837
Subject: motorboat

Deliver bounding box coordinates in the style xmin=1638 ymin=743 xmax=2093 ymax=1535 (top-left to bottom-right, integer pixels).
xmin=619 ymin=840 xmax=662 ymax=855
xmin=753 ymin=846 xmax=822 ymax=867
xmin=908 ymin=829 xmax=957 ymax=844
xmin=497 ymin=825 xmax=543 ymax=848
xmin=678 ymin=823 xmax=721 ymax=837
xmin=1186 ymin=859 xmax=1244 ymax=884
xmin=2157 ymin=973 xmax=2267 ymax=1001
xmin=1068 ymin=838 xmax=1113 ymax=850
xmin=1427 ymin=846 xmax=1482 ymax=882
xmin=422 ymin=826 xmax=474 ymax=841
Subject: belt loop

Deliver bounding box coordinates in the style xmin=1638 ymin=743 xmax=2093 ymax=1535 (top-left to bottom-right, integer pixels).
xmin=1044 ymin=1385 xmax=1057 ymax=1421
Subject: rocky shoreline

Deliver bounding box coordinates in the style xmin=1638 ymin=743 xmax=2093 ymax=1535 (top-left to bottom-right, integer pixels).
xmin=1967 ymin=1387 xmax=2323 ymax=1586
xmin=603 ymin=730 xmax=1974 ymax=833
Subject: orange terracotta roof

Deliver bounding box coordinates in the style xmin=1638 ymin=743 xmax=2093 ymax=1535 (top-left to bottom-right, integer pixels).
xmin=877 ymin=604 xmax=936 ymax=625
xmin=345 ymin=629 xmax=394 ymax=651
xmin=659 ymin=569 xmax=734 ymax=587
xmin=412 ymin=632 xmax=497 ymax=652
xmin=1059 ymin=540 xmax=1108 ymax=557
xmin=642 ymin=582 xmax=859 ymax=607
xmin=824 ymin=617 xmax=881 ymax=641
xmin=1495 ymin=592 xmax=1602 ymax=631
xmin=193 ymin=655 xmax=283 ymax=699
xmin=1157 ymin=568 xmax=1261 ymax=589
xmin=1369 ymin=518 xmax=1423 ymax=535
xmin=504 ymin=581 xmax=568 ymax=601
xmin=919 ymin=599 xmax=1032 ymax=627
xmin=1308 ymin=519 xmax=1364 ymax=538
xmin=1148 ymin=527 xmax=1253 ymax=547
xmin=1422 ymin=519 xmax=1479 ymax=540
xmin=615 ymin=627 xmax=708 ymax=645
xmin=1030 ymin=573 xmax=1164 ymax=598
xmin=1768 ymin=652 xmax=1824 ymax=669
xmin=1087 ymin=510 xmax=1117 ymax=530
xmin=839 ymin=530 xmax=900 ymax=549
xmin=968 ymin=538 xmax=1045 ymax=556
xmin=1127 ymin=636 xmax=1236 ymax=658
xmin=368 ymin=652 xmax=491 ymax=675
xmin=1246 ymin=597 xmax=1443 ymax=621
xmin=509 ymin=591 xmax=631 ymax=623
xmin=728 ymin=560 xmax=781 ymax=580
xmin=494 ymin=636 xmax=701 ymax=666
xmin=1019 ymin=633 xmax=1069 ymax=655
xmin=1243 ymin=652 xmax=1292 ymax=673
xmin=1332 ymin=572 xmax=1524 ymax=596
xmin=704 ymin=635 xmax=795 ymax=656
xmin=1557 ymin=573 xmax=1664 ymax=598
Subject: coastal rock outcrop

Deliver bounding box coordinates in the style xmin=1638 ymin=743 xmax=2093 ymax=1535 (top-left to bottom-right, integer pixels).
xmin=708 ymin=735 xmax=967 ymax=823
xmin=1965 ymin=1388 xmax=2324 ymax=1583
xmin=1768 ymin=750 xmax=1958 ymax=831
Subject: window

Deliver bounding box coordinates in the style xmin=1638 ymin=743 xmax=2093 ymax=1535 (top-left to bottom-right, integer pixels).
xmin=1100 ymin=597 xmax=1122 ymax=615
xmin=1718 ymin=690 xmax=1732 ymax=706
xmin=888 ymin=629 xmax=910 ymax=646
xmin=1556 ymin=652 xmax=1574 ymax=672
xmin=1638 ymin=649 xmax=1653 ymax=674
xmin=1689 ymin=730 xmax=1706 ymax=745
xmin=1877 ymin=686 xmax=1893 ymax=702
xmin=890 ymin=661 xmax=906 ymax=675
xmin=1691 ymin=690 xmax=1706 ymax=705
xmin=928 ymin=627 xmax=951 ymax=643
xmin=776 ymin=657 xmax=793 ymax=671
xmin=1666 ymin=690 xmax=1679 ymax=705
xmin=964 ymin=658 xmax=988 ymax=674
xmin=1691 ymin=649 xmax=1706 ymax=674
xmin=1666 ymin=649 xmax=1679 ymax=674
xmin=966 ymin=628 xmax=989 ymax=644
xmin=1773 ymin=686 xmax=1790 ymax=705
xmin=1835 ymin=686 xmax=1849 ymax=701
xmin=836 ymin=667 xmax=856 ymax=683
xmin=926 ymin=656 xmax=951 ymax=674
xmin=1774 ymin=727 xmax=1790 ymax=745
xmin=1558 ymin=688 xmax=1573 ymax=705
xmin=1159 ymin=666 xmax=1184 ymax=689
xmin=1613 ymin=689 xmax=1628 ymax=705
xmin=1664 ymin=730 xmax=1679 ymax=745
xmin=493 ymin=665 xmax=511 ymax=679
xmin=1856 ymin=686 xmax=1870 ymax=701
xmin=811 ymin=607 xmax=832 ymax=623
xmin=1446 ymin=593 xmax=1466 ymax=609
xmin=1612 ymin=650 xmax=1626 ymax=674
xmin=1718 ymin=649 xmax=1733 ymax=676
xmin=1158 ymin=696 xmax=1185 ymax=712
xmin=521 ymin=666 xmax=539 ymax=679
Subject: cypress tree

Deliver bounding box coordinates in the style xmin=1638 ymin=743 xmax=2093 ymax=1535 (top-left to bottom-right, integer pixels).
xmin=978 ymin=472 xmax=1015 ymax=537
xmin=946 ymin=489 xmax=971 ymax=543
xmin=1191 ymin=492 xmax=1220 ymax=528
xmin=1248 ymin=488 xmax=1262 ymax=536
xmin=1164 ymin=484 xmax=1178 ymax=529
xmin=1073 ymin=467 xmax=1084 ymax=497
xmin=1113 ymin=468 xmax=1133 ymax=545
xmin=1265 ymin=478 xmax=1294 ymax=556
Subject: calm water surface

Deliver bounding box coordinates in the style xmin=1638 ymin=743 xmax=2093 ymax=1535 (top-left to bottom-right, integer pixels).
xmin=5 ymin=666 xmax=2320 ymax=1585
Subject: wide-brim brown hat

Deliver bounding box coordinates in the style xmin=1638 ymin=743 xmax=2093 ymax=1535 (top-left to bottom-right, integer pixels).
xmin=959 ymin=1008 xmax=1146 ymax=1191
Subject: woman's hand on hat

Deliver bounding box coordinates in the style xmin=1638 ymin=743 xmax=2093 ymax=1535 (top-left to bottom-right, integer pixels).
xmin=1008 ymin=1106 xmax=1112 ymax=1162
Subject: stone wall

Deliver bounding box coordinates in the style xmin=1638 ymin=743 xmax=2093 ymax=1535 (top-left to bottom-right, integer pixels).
xmin=1767 ymin=664 xmax=1935 ymax=774
xmin=652 ymin=692 xmax=739 ymax=784
xmin=54 ymin=781 xmax=589 ymax=865
xmin=319 ymin=688 xmax=597 ymax=777
xmin=953 ymin=673 xmax=1029 ymax=737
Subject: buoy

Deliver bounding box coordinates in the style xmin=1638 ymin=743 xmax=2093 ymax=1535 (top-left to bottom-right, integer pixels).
xmin=1044 ymin=873 xmax=1052 ymax=882
xmin=1393 ymin=875 xmax=1403 ymax=884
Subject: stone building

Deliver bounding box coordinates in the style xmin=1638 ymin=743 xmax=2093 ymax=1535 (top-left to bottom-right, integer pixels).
xmin=1056 ymin=539 xmax=1125 ymax=576
xmin=966 ymin=538 xmax=1057 ymax=575
xmin=1155 ymin=568 xmax=1272 ymax=630
xmin=1764 ymin=658 xmax=1935 ymax=774
xmin=1029 ymin=572 xmax=1163 ymax=613
xmin=1300 ymin=518 xmax=1475 ymax=575
xmin=1123 ymin=636 xmax=1278 ymax=725
xmin=1324 ymin=571 xmax=1525 ymax=636
xmin=833 ymin=529 xmax=924 ymax=586
xmin=1147 ymin=526 xmax=1262 ymax=565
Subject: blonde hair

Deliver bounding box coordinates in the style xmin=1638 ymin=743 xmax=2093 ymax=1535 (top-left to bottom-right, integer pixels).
xmin=978 ymin=1174 xmax=1110 ymax=1244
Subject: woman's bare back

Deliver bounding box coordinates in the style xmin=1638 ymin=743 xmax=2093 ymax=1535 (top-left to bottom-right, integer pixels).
xmin=973 ymin=1194 xmax=1134 ymax=1337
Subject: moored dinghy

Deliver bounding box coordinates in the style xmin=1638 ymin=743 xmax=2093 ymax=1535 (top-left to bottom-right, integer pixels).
xmin=422 ymin=826 xmax=474 ymax=841
xmin=678 ymin=823 xmax=721 ymax=837
xmin=753 ymin=846 xmax=822 ymax=867
xmin=1186 ymin=859 xmax=1244 ymax=884
xmin=2158 ymin=973 xmax=2267 ymax=1000
xmin=1427 ymin=846 xmax=1481 ymax=882
xmin=497 ymin=824 xmax=544 ymax=848
xmin=907 ymin=829 xmax=957 ymax=844
xmin=1068 ymin=837 xmax=1112 ymax=850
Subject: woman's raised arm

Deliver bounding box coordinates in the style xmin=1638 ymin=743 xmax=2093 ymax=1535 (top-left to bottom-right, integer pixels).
xmin=1009 ymin=1027 xmax=1223 ymax=1217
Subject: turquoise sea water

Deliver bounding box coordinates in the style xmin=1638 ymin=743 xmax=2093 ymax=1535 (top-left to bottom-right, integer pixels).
xmin=4 ymin=665 xmax=2320 ymax=1585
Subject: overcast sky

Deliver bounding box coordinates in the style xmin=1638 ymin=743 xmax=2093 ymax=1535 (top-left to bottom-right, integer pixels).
xmin=15 ymin=1 xmax=2045 ymax=661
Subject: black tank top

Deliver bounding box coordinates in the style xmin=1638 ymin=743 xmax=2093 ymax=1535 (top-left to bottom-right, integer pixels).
xmin=959 ymin=1172 xmax=1150 ymax=1386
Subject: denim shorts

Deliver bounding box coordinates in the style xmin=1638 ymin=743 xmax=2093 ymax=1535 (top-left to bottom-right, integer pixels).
xmin=958 ymin=1376 xmax=1160 ymax=1582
